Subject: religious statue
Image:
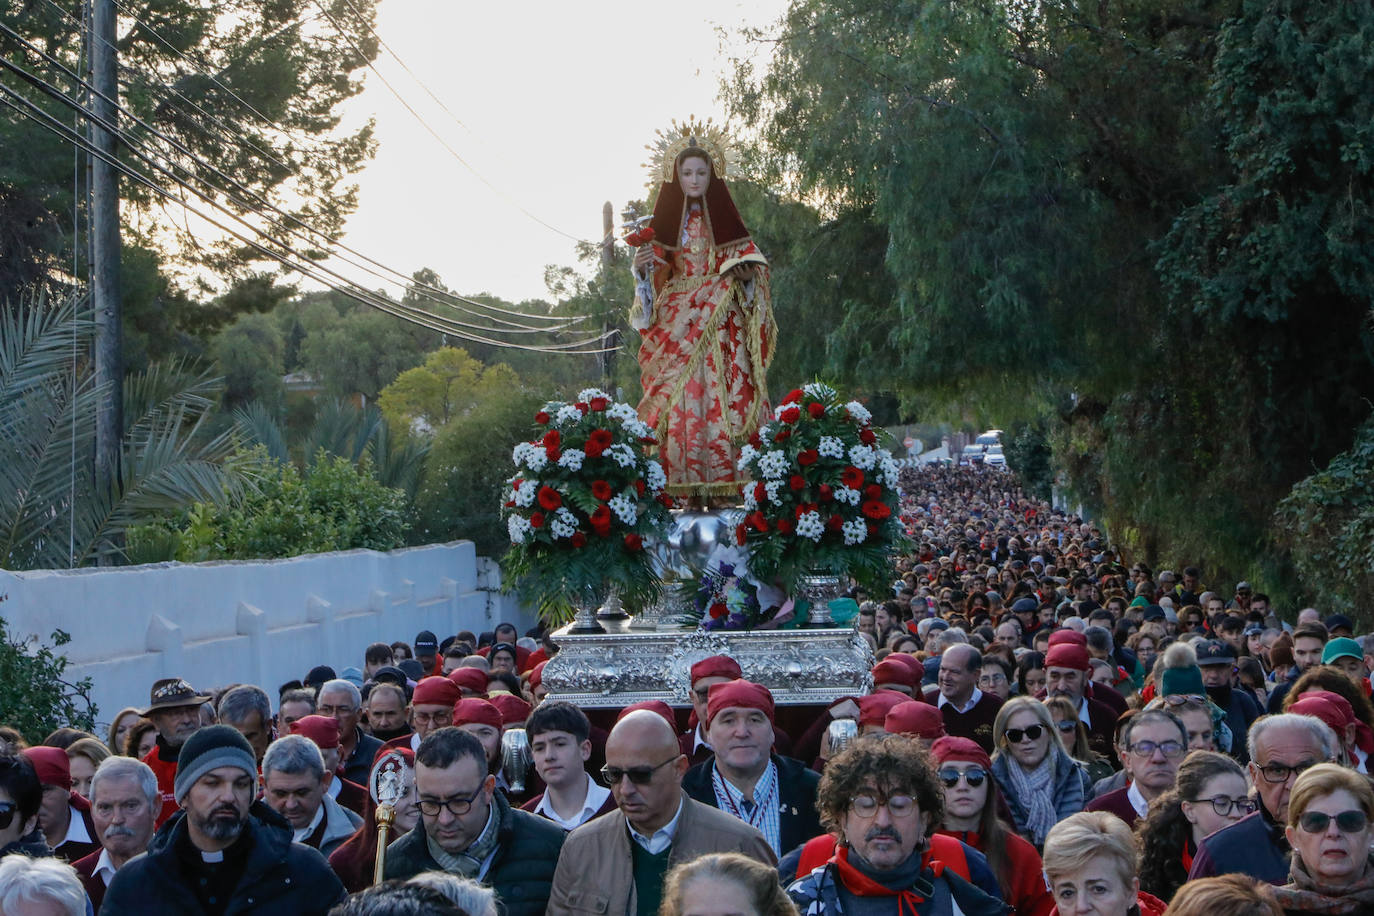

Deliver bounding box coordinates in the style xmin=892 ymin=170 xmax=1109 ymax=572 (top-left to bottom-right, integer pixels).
xmin=631 ymin=119 xmax=776 ymax=503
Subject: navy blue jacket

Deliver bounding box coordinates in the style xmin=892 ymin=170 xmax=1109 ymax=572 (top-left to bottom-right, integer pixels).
xmin=1187 ymin=806 xmax=1290 ymax=885
xmin=683 ymin=754 xmax=821 ymax=858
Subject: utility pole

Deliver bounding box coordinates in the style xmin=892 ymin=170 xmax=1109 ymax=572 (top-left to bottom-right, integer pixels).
xmin=90 ymin=0 xmax=122 ymax=503
xmin=600 ymin=200 xmax=614 ymax=388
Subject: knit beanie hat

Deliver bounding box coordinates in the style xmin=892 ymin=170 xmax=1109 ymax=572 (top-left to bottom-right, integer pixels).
xmin=173 ymin=725 xmax=257 ymax=804
xmin=1158 ymin=642 xmax=1206 ymax=697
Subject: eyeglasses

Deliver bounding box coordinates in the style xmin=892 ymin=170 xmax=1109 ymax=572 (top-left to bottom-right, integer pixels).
xmin=0 ymin=801 xmax=14 ymax=830
xmin=978 ymin=673 xmax=1008 ymax=686
xmin=1128 ymin=741 xmax=1185 ymax=759
xmin=1055 ymin=720 xmax=1077 ymax=733
xmin=1190 ymin=795 xmax=1257 ymax=817
xmin=601 ymin=755 xmax=679 ymax=787
xmin=418 ymin=783 xmax=485 ymax=818
xmin=1299 ymin=809 xmax=1369 ymax=834
xmin=938 ymin=768 xmax=988 ymax=788
xmin=1005 ymin=725 xmax=1044 ymax=744
xmin=1162 ymin=694 xmax=1208 ymax=707
xmin=412 ymin=711 xmax=453 ymax=728
xmin=316 ymin=703 xmax=355 ymax=717
xmin=849 ymin=794 xmax=917 ymax=818
xmin=1255 ymin=759 xmax=1318 ymax=784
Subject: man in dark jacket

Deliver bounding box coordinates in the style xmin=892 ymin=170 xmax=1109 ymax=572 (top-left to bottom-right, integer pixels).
xmin=384 ymin=726 xmax=564 ymax=916
xmin=102 ymin=724 xmax=346 ymax=915
xmin=681 ymin=679 xmax=820 ymax=858
xmin=1196 ymin=640 xmax=1260 ymax=762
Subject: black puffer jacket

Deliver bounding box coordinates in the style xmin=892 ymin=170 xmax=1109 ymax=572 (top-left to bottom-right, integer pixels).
xmin=101 ymin=802 xmax=346 ymax=916
xmin=384 ymin=790 xmax=565 ymax=916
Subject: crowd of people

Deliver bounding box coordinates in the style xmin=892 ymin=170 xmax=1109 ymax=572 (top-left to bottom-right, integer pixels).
xmin=1 ymin=464 xmax=1372 ymax=915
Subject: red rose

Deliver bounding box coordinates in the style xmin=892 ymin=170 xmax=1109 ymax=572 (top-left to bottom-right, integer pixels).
xmin=635 ymin=479 xmax=646 ymax=496
xmin=789 ymin=475 xmax=805 ymax=491
xmin=860 ymin=428 xmax=877 ymax=445
xmin=592 ymin=480 xmax=612 ymax=501
xmin=749 ymin=431 xmax=762 ymax=448
xmin=807 ymin=402 xmax=825 ymax=418
xmin=530 ymin=512 xmax=545 ymax=529
xmin=537 ymin=486 xmax=562 ymax=510
xmin=779 ymin=406 xmax=801 ymax=424
xmin=590 ymin=505 xmax=612 ymax=536
xmin=828 ymin=514 xmax=844 ymax=530
xmin=546 ymin=446 xmax=561 ymax=461
xmin=534 ymin=411 xmax=550 ymax=425
xmin=861 ymin=500 xmax=891 ymax=520
xmin=867 ymin=522 xmax=879 ymax=535
xmin=503 ymin=500 xmax=515 ymax=508
xmin=589 ymin=397 xmax=609 ymax=412
xmin=753 ymin=482 xmax=767 ymax=502
xmin=818 ymin=484 xmax=833 ymax=502
xmin=542 ymin=430 xmax=560 ymax=450
xmin=571 ymin=532 xmax=587 ymax=547
xmin=748 ymin=511 xmax=769 ymax=532
xmin=798 ymin=449 xmax=819 ymax=466
xmin=709 ymin=602 xmax=729 ymax=619
xmin=783 ymin=389 xmax=804 ymax=405
xmin=774 ymin=428 xmax=791 ymax=443
xmin=659 ymin=492 xmax=675 ymax=507
xmin=624 ymin=533 xmax=643 ymax=551
xmin=575 ymin=402 xmax=589 ymax=414
xmin=841 ymin=467 xmax=864 ymax=489
xmin=865 ymin=484 xmax=883 ymax=500
xmin=775 ymin=518 xmax=794 ymax=535
xmin=736 ymin=524 xmax=748 ymax=545
xmin=585 ymin=428 xmax=614 ymax=457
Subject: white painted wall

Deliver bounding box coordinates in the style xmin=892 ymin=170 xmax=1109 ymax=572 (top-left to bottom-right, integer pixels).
xmin=0 ymin=542 xmax=534 ymax=731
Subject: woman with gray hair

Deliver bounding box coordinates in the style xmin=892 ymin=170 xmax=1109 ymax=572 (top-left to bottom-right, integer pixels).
xmin=407 ymin=872 xmax=498 ymax=916
xmin=0 ymin=855 xmax=89 ymax=916
xmin=1042 ymin=811 xmax=1166 ymax=916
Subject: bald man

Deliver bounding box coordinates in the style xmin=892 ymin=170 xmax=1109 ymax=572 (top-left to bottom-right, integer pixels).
xmin=547 ymin=710 xmax=775 ymax=916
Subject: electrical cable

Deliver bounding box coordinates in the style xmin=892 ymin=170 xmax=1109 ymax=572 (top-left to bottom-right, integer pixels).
xmin=0 ymin=79 xmax=618 ymax=353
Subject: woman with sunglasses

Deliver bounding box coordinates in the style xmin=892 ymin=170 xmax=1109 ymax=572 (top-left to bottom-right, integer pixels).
xmin=1272 ymin=763 xmax=1374 ymax=914
xmin=989 ymin=697 xmax=1085 ymax=849
xmin=1135 ymin=750 xmax=1252 ymax=904
xmin=933 ymin=736 xmax=1052 ymax=916
xmin=1043 ymin=696 xmax=1113 ymax=786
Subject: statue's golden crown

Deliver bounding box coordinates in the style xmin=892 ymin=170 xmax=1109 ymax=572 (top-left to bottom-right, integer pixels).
xmin=644 ymin=117 xmax=736 ymax=183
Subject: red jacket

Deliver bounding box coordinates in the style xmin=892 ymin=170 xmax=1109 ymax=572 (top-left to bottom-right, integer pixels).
xmin=1052 ymin=892 xmax=1165 ymax=916
xmin=938 ymin=828 xmax=1052 ymax=916
xmin=140 ymin=742 xmax=180 ymax=827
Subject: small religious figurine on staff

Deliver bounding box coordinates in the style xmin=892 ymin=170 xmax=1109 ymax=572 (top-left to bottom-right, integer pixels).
xmin=632 ymin=119 xmax=776 ymax=506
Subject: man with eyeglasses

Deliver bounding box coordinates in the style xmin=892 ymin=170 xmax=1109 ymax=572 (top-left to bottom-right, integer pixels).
xmin=681 ymin=680 xmax=821 ymax=857
xmin=315 ymin=678 xmax=382 ymax=787
xmin=383 ymin=676 xmax=461 ymax=754
xmin=783 ymin=735 xmax=1007 ymax=916
xmin=1189 ymin=713 xmax=1339 ymax=885
xmin=1086 ymin=710 xmax=1188 ymax=828
xmin=548 ymin=709 xmax=774 ymax=916
xmin=679 ymin=655 xmax=742 ymax=766
xmin=384 ymin=727 xmax=563 ymax=915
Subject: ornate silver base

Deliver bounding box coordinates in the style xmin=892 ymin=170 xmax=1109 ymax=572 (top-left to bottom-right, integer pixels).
xmin=797 ymin=570 xmax=843 ymax=628
xmin=595 ymin=589 xmax=630 ymax=622
xmin=542 ymin=620 xmax=875 ymax=708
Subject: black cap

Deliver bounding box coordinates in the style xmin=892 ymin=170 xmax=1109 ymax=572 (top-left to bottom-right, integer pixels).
xmin=371 ymin=665 xmax=408 ymax=687
xmin=1011 ymin=597 xmax=1038 ymax=614
xmin=414 ymin=630 xmax=439 ymax=653
xmin=490 ymin=642 xmax=518 ymax=659
xmin=1325 ymin=614 xmax=1354 ymax=634
xmin=397 ymin=658 xmax=425 ymax=681
xmin=1142 ymin=605 xmax=1166 ymax=621
xmin=304 ymin=665 xmax=337 ymax=688
xmin=1195 ymin=640 xmax=1236 ymax=666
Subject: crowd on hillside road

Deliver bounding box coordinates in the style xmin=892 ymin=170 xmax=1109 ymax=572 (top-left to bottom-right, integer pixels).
xmin=3 ymin=464 xmax=1374 ymax=916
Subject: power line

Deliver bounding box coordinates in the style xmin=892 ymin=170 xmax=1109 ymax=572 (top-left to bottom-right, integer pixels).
xmin=0 ymin=76 xmax=617 ymax=354
xmin=26 ymin=0 xmax=585 ymax=327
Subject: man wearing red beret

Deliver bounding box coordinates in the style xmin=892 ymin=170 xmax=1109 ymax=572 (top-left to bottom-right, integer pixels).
xmin=1045 ymin=643 xmax=1120 ymax=765
xmin=289 ymin=714 xmax=370 ymax=818
xmin=453 ymin=697 xmax=511 ymax=793
xmin=21 ymin=747 xmax=98 ymax=862
xmin=680 ymin=655 xmax=743 ymax=765
xmin=884 ymin=701 xmax=946 ymax=749
xmin=384 ymin=676 xmax=461 ymax=754
xmin=871 ymin=659 xmax=919 ymax=697
xmin=1043 ymin=630 xmax=1128 ymax=717
xmin=682 ymin=680 xmax=821 ymax=857
xmin=936 ymin=645 xmax=1003 ymax=753
xmin=447 ymin=667 xmax=489 ymax=698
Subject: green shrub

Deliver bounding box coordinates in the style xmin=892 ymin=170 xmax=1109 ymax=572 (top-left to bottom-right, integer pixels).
xmin=0 ymin=615 xmax=96 ymax=743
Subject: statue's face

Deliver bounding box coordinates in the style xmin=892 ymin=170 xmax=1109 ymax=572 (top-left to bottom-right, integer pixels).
xmin=677 ymin=155 xmax=711 ymax=199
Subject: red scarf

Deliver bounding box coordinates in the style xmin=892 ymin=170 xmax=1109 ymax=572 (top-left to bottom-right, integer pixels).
xmin=830 ymin=845 xmax=929 ymax=916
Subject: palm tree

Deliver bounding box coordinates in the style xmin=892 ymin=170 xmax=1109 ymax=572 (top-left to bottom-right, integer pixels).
xmin=0 ymin=292 xmax=248 ymax=569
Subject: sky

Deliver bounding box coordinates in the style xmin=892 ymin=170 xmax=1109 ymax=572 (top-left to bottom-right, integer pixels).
xmin=329 ymin=0 xmax=792 ymax=306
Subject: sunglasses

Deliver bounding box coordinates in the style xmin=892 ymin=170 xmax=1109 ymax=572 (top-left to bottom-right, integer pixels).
xmin=938 ymin=768 xmax=988 ymax=788
xmin=1005 ymin=725 xmax=1044 ymax=744
xmin=1054 ymin=720 xmax=1077 ymax=733
xmin=0 ymin=801 xmax=13 ymax=830
xmin=1298 ymin=809 xmax=1368 ymax=835
xmin=600 ymin=755 xmax=679 ymax=787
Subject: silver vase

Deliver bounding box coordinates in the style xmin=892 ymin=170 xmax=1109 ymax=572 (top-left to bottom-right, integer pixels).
xmin=595 ymin=587 xmax=630 ymax=622
xmin=500 ymin=728 xmax=532 ymax=793
xmin=567 ymin=585 xmax=606 ymax=634
xmin=797 ymin=570 xmax=844 ymax=628
xmin=631 ymin=579 xmax=697 ymax=631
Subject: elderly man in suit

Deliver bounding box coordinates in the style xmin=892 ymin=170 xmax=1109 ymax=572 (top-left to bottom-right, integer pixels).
xmin=547 ymin=709 xmax=776 ymax=916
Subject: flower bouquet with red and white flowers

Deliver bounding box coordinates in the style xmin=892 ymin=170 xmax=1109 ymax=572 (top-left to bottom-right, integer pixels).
xmin=500 ymin=388 xmax=673 ymax=625
xmin=736 ymin=383 xmax=907 ymax=595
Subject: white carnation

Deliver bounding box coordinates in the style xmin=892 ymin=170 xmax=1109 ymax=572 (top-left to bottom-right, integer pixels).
xmin=578 ymin=387 xmax=610 ymax=402
xmin=848 ymin=444 xmax=877 ymax=470
xmin=609 ymin=444 xmax=636 ymax=468
xmin=834 ymin=485 xmax=861 ymax=506
xmin=842 ymin=519 xmax=868 ymax=545
xmin=742 ymin=486 xmax=757 ymax=510
xmin=606 ymin=402 xmax=638 ymax=423
xmin=625 ymin=419 xmax=652 ymax=439
xmin=803 ymin=382 xmax=836 ymax=400
xmin=844 ymin=401 xmax=872 ymax=424
xmin=765 ymin=479 xmax=783 ymax=503
xmin=513 ymin=478 xmax=538 ymax=508
xmin=557 ymin=448 xmax=585 ymax=471
xmin=818 ymin=436 xmax=845 ymax=459
xmin=511 ymin=441 xmax=534 ymax=465
xmin=645 ymin=460 xmax=667 ymax=492
xmin=736 ymin=444 xmax=759 ymax=472
xmin=555 ymin=404 xmax=583 ymax=424
xmin=507 ymin=514 xmax=532 ymax=544
xmin=795 ymin=510 xmax=825 ymax=542
xmin=524 ymin=450 xmax=548 ymax=472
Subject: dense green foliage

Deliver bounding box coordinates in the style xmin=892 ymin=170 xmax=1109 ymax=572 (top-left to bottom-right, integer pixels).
xmin=725 ymin=0 xmax=1374 ymax=612
xmin=0 ymin=618 xmax=96 ymax=742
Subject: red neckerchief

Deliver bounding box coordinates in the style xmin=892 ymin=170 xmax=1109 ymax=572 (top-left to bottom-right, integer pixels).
xmin=830 ymin=844 xmax=929 ymax=916
xmin=1181 ymin=837 xmax=1194 ymax=873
